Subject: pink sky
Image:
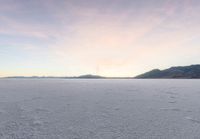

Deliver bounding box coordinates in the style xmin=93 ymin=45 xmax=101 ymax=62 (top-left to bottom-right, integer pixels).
xmin=0 ymin=0 xmax=200 ymax=77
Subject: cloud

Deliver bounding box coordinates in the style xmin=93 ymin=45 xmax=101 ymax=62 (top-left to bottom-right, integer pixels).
xmin=0 ymin=0 xmax=200 ymax=76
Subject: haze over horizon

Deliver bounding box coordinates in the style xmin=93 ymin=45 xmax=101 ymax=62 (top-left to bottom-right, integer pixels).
xmin=1 ymin=0 xmax=200 ymax=77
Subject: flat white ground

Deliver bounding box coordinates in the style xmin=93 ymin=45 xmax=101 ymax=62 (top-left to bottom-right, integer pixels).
xmin=0 ymin=79 xmax=200 ymax=139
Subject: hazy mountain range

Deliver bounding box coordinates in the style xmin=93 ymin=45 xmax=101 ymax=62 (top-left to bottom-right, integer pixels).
xmin=5 ymin=74 xmax=105 ymax=79
xmin=3 ymin=65 xmax=200 ymax=79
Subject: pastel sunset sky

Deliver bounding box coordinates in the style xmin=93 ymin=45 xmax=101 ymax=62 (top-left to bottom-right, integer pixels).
xmin=0 ymin=0 xmax=200 ymax=77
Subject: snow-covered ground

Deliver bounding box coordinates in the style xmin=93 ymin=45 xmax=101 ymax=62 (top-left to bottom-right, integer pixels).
xmin=0 ymin=79 xmax=200 ymax=139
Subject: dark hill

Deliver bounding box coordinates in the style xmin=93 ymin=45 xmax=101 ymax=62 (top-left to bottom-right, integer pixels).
xmin=77 ymin=74 xmax=105 ymax=79
xmin=135 ymin=65 xmax=200 ymax=79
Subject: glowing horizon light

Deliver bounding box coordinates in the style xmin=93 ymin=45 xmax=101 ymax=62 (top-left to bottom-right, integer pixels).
xmin=0 ymin=0 xmax=200 ymax=77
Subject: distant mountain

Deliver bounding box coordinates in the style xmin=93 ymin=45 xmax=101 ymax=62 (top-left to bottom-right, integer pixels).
xmin=4 ymin=65 xmax=200 ymax=79
xmin=77 ymin=74 xmax=105 ymax=79
xmin=135 ymin=65 xmax=200 ymax=79
xmin=5 ymin=74 xmax=105 ymax=79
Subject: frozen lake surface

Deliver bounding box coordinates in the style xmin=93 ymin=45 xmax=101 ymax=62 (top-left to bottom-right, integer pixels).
xmin=0 ymin=79 xmax=200 ymax=139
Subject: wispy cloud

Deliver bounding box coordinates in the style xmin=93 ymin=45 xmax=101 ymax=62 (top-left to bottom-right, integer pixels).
xmin=0 ymin=0 xmax=200 ymax=77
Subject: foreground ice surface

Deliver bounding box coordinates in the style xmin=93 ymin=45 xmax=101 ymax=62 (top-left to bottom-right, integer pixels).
xmin=0 ymin=79 xmax=200 ymax=139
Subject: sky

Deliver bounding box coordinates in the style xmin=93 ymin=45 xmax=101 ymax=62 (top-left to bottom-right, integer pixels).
xmin=0 ymin=0 xmax=200 ymax=77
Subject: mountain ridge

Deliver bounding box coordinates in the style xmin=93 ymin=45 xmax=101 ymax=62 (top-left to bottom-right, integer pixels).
xmin=3 ymin=65 xmax=200 ymax=79
xmin=135 ymin=65 xmax=200 ymax=79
